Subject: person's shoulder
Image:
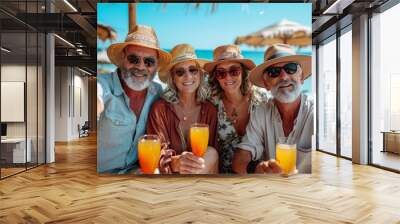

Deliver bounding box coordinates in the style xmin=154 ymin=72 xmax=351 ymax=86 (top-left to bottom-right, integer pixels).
xmin=250 ymin=86 xmax=270 ymax=104
xmin=250 ymin=97 xmax=272 ymax=119
xmin=209 ymin=95 xmax=221 ymax=107
xmin=151 ymin=81 xmax=163 ymax=91
xmin=149 ymin=99 xmax=173 ymax=122
xmin=260 ymin=96 xmax=274 ymax=109
xmin=151 ymin=98 xmax=170 ymax=110
xmin=148 ymin=81 xmax=163 ymax=96
xmin=97 ymin=72 xmax=113 ymax=83
xmin=203 ymin=100 xmax=218 ymax=114
xmin=302 ymin=94 xmax=314 ymax=110
xmin=97 ymin=72 xmax=116 ymax=92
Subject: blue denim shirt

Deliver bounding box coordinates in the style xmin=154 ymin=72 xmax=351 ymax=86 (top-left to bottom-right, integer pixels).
xmin=97 ymin=71 xmax=162 ymax=174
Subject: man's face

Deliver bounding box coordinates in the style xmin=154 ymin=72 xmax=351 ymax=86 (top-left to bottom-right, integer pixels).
xmin=120 ymin=45 xmax=159 ymax=91
xmin=263 ymin=61 xmax=304 ymax=103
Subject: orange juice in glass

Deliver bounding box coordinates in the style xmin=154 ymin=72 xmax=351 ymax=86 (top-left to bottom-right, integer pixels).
xmin=276 ymin=138 xmax=297 ymax=176
xmin=190 ymin=123 xmax=209 ymax=157
xmin=138 ymin=135 xmax=161 ymax=174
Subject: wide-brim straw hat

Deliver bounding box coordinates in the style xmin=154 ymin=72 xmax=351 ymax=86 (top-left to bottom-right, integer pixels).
xmin=158 ymin=44 xmax=210 ymax=83
xmin=107 ymin=25 xmax=171 ymax=69
xmin=249 ymin=43 xmax=311 ymax=88
xmin=203 ymin=44 xmax=256 ymax=74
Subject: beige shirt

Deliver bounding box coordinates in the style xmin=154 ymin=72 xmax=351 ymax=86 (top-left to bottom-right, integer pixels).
xmin=237 ymin=94 xmax=314 ymax=172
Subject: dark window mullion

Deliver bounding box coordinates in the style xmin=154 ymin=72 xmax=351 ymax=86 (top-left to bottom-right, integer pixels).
xmin=25 ymin=0 xmax=28 ymax=171
xmin=367 ymin=11 xmax=373 ymax=165
xmin=336 ymin=29 xmax=341 ymax=157
xmin=316 ymin=45 xmax=319 ymax=151
xmin=36 ymin=0 xmax=39 ymax=167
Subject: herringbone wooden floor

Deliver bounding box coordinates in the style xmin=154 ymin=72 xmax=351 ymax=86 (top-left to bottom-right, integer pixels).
xmin=1 ymin=135 xmax=400 ymax=224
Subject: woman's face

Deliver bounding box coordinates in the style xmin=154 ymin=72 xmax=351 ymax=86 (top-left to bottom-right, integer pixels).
xmin=172 ymin=60 xmax=201 ymax=95
xmin=214 ymin=61 xmax=243 ymax=95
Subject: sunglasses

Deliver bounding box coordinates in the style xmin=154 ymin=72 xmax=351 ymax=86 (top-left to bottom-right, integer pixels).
xmin=214 ymin=66 xmax=242 ymax=80
xmin=263 ymin=62 xmax=299 ymax=78
xmin=173 ymin=66 xmax=200 ymax=77
xmin=126 ymin=54 xmax=157 ymax=68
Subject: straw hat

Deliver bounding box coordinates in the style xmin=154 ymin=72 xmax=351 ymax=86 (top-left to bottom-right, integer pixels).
xmin=158 ymin=44 xmax=210 ymax=83
xmin=107 ymin=25 xmax=171 ymax=69
xmin=249 ymin=44 xmax=311 ymax=88
xmin=203 ymin=44 xmax=256 ymax=74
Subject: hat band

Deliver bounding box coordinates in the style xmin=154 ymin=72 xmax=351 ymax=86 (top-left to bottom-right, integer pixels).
xmin=216 ymin=51 xmax=243 ymax=61
xmin=125 ymin=33 xmax=159 ymax=48
xmin=172 ymin=53 xmax=197 ymax=64
xmin=265 ymin=52 xmax=294 ymax=61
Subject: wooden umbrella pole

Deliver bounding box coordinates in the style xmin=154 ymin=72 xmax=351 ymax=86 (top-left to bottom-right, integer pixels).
xmin=129 ymin=3 xmax=137 ymax=32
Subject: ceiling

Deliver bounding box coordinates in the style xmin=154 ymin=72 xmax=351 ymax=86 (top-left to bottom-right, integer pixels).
xmin=311 ymin=0 xmax=390 ymax=43
xmin=1 ymin=0 xmax=397 ymax=73
xmin=0 ymin=0 xmax=97 ymax=74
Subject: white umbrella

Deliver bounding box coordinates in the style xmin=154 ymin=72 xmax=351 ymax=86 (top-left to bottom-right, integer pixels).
xmin=234 ymin=19 xmax=311 ymax=48
xmin=97 ymin=50 xmax=111 ymax=64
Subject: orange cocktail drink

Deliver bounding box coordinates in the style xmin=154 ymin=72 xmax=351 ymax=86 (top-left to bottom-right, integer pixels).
xmin=138 ymin=135 xmax=161 ymax=174
xmin=190 ymin=123 xmax=209 ymax=157
xmin=276 ymin=143 xmax=297 ymax=176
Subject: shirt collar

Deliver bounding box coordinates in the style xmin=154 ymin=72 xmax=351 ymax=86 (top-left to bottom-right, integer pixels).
xmin=112 ymin=70 xmax=124 ymax=96
xmin=272 ymin=93 xmax=305 ymax=122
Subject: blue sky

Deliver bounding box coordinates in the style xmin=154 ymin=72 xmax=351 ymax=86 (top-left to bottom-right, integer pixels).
xmin=98 ymin=3 xmax=311 ymax=52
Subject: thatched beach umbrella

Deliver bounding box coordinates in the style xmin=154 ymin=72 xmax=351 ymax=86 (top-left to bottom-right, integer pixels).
xmin=97 ymin=24 xmax=117 ymax=42
xmin=97 ymin=50 xmax=111 ymax=64
xmin=234 ymin=19 xmax=311 ymax=48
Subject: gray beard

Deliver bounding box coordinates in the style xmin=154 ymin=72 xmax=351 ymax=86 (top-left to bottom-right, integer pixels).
xmin=271 ymin=80 xmax=302 ymax=103
xmin=121 ymin=68 xmax=153 ymax=91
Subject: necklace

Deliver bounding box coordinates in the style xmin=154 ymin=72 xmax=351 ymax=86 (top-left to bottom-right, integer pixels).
xmin=223 ymin=95 xmax=248 ymax=124
xmin=182 ymin=108 xmax=199 ymax=121
xmin=231 ymin=108 xmax=239 ymax=124
xmin=175 ymin=103 xmax=200 ymax=121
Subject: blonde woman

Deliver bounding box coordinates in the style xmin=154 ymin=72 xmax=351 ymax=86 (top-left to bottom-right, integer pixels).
xmin=147 ymin=44 xmax=219 ymax=174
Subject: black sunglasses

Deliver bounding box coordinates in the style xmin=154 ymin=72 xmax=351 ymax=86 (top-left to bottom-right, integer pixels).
xmin=214 ymin=66 xmax=242 ymax=80
xmin=173 ymin=66 xmax=199 ymax=77
xmin=126 ymin=54 xmax=156 ymax=68
xmin=263 ymin=62 xmax=299 ymax=78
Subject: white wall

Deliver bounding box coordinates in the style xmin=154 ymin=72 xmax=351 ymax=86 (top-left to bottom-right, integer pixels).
xmin=72 ymin=73 xmax=89 ymax=138
xmin=1 ymin=65 xmax=26 ymax=132
xmin=1 ymin=64 xmax=46 ymax=164
xmin=54 ymin=67 xmax=89 ymax=141
xmin=1 ymin=65 xmax=37 ymax=138
xmin=55 ymin=66 xmax=69 ymax=141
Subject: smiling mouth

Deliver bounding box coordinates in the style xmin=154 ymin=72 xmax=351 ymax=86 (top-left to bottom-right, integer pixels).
xmin=183 ymin=81 xmax=195 ymax=86
xmin=224 ymin=81 xmax=236 ymax=86
xmin=279 ymin=84 xmax=293 ymax=89
xmin=133 ymin=73 xmax=147 ymax=78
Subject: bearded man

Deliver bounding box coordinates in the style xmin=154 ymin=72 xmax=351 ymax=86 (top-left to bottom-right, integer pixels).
xmin=97 ymin=25 xmax=171 ymax=173
xmin=232 ymin=44 xmax=313 ymax=174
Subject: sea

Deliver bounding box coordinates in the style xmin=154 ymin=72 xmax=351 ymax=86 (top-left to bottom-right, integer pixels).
xmin=98 ymin=49 xmax=312 ymax=94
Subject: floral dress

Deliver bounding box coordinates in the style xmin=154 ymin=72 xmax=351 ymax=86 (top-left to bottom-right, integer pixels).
xmin=211 ymin=87 xmax=267 ymax=173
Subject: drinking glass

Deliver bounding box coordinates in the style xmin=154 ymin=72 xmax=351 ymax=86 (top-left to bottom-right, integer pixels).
xmin=138 ymin=135 xmax=161 ymax=174
xmin=276 ymin=137 xmax=297 ymax=176
xmin=190 ymin=123 xmax=209 ymax=157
